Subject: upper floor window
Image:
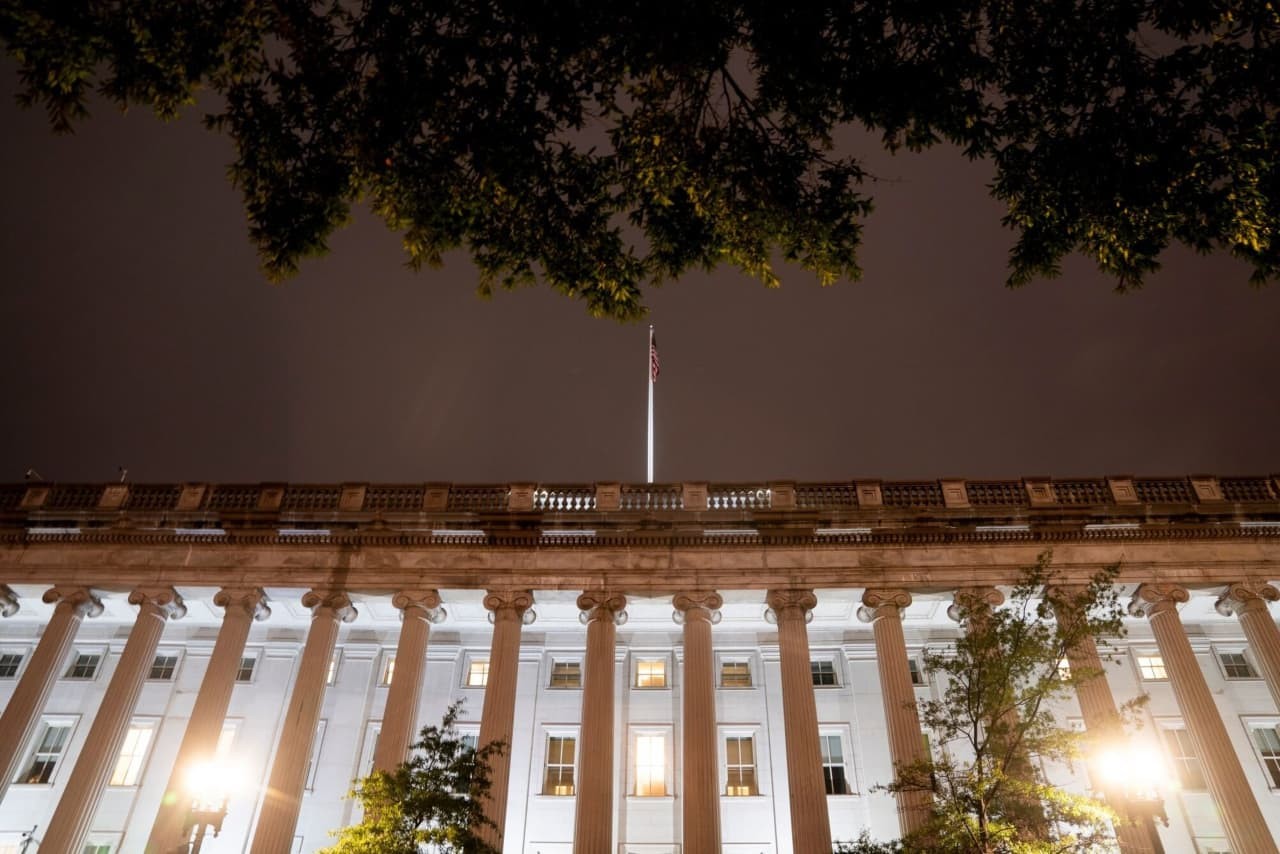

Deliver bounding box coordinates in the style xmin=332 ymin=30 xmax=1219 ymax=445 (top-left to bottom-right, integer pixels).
xmin=110 ymin=720 xmax=157 ymax=786
xmin=549 ymin=660 xmax=582 ymax=688
xmin=725 ymin=735 xmax=758 ymax=796
xmin=1135 ymin=654 xmax=1167 ymax=681
xmin=379 ymin=654 xmax=396 ymax=686
xmin=1219 ymin=651 xmax=1258 ymax=680
xmin=66 ymin=652 xmax=102 ymax=680
xmin=236 ymin=654 xmax=258 ymax=683
xmin=326 ymin=651 xmax=341 ymax=685
xmin=634 ymin=733 xmax=667 ymax=796
xmin=636 ymin=659 xmax=667 ymax=688
xmin=543 ymin=735 xmax=576 ymax=796
xmin=19 ymin=719 xmax=73 ymax=784
xmin=720 ymin=660 xmax=752 ymax=688
xmin=907 ymin=658 xmax=925 ymax=686
xmin=811 ymin=660 xmax=838 ymax=687
xmin=1248 ymin=724 xmax=1280 ymax=789
xmin=819 ymin=733 xmax=851 ymax=795
xmin=1160 ymin=725 xmax=1206 ymax=790
xmin=0 ymin=652 xmax=22 ymax=679
xmin=148 ymin=654 xmax=178 ymax=681
xmin=466 ymin=659 xmax=490 ymax=687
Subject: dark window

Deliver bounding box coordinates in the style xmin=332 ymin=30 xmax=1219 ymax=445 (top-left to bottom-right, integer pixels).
xmin=811 ymin=660 xmax=837 ymax=686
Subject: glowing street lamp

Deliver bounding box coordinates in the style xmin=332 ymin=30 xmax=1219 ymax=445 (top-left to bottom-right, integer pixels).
xmin=1092 ymin=740 xmax=1174 ymax=854
xmin=181 ymin=758 xmax=245 ymax=854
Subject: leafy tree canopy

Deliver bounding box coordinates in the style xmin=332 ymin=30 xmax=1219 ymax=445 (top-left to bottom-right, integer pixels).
xmin=862 ymin=557 xmax=1148 ymax=854
xmin=2 ymin=2 xmax=1277 ymax=319
xmin=320 ymin=701 xmax=502 ymax=854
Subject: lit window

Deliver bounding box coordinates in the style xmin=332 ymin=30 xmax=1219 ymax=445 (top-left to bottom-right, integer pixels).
xmin=811 ymin=660 xmax=837 ymax=686
xmin=725 ymin=736 xmax=758 ymax=796
xmin=1136 ymin=655 xmax=1167 ymax=680
xmin=1220 ymin=651 xmax=1258 ymax=679
xmin=1056 ymin=659 xmax=1072 ymax=681
xmin=635 ymin=734 xmax=666 ymax=796
xmin=543 ymin=735 xmax=576 ymax=795
xmin=466 ymin=659 xmax=490 ymax=687
xmin=380 ymin=655 xmax=396 ymax=686
xmin=18 ymin=719 xmax=72 ymax=784
xmin=549 ymin=661 xmax=582 ymax=688
xmin=907 ymin=658 xmax=925 ymax=686
xmin=110 ymin=720 xmax=156 ymax=786
xmin=66 ymin=652 xmax=101 ymax=680
xmin=819 ymin=733 xmax=850 ymax=795
xmin=0 ymin=653 xmax=22 ymax=678
xmin=326 ymin=652 xmax=341 ymax=685
xmin=636 ymin=659 xmax=667 ymax=688
xmin=1161 ymin=726 xmax=1206 ymax=790
xmin=305 ymin=720 xmax=327 ymax=791
xmin=236 ymin=655 xmax=257 ymax=683
xmin=1250 ymin=726 xmax=1280 ymax=788
xmin=720 ymin=660 xmax=751 ymax=688
xmin=148 ymin=654 xmax=178 ymax=681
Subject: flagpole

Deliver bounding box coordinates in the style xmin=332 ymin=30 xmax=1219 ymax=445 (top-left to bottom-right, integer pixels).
xmin=647 ymin=325 xmax=655 ymax=483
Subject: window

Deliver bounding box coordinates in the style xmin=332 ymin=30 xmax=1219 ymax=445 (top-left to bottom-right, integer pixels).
xmin=459 ymin=729 xmax=480 ymax=752
xmin=725 ymin=736 xmax=758 ymax=796
xmin=82 ymin=845 xmax=111 ymax=854
xmin=18 ymin=719 xmax=73 ymax=783
xmin=1056 ymin=659 xmax=1072 ymax=680
xmin=215 ymin=720 xmax=238 ymax=757
xmin=549 ymin=660 xmax=582 ymax=688
xmin=1249 ymin=725 xmax=1280 ymax=788
xmin=358 ymin=721 xmax=383 ymax=778
xmin=466 ymin=659 xmax=490 ymax=687
xmin=0 ymin=652 xmax=22 ymax=678
xmin=110 ymin=720 xmax=157 ymax=786
xmin=819 ymin=733 xmax=851 ymax=795
xmin=148 ymin=654 xmax=178 ymax=681
xmin=1161 ymin=726 xmax=1206 ymax=790
xmin=305 ymin=720 xmax=327 ymax=791
xmin=1136 ymin=654 xmax=1167 ymax=681
xmin=811 ymin=660 xmax=837 ymax=687
xmin=236 ymin=654 xmax=257 ymax=682
xmin=636 ymin=659 xmax=667 ymax=688
xmin=379 ymin=655 xmax=396 ymax=686
xmin=66 ymin=652 xmax=101 ymax=680
xmin=1219 ymin=651 xmax=1258 ymax=679
xmin=543 ymin=735 xmax=576 ymax=795
xmin=720 ymin=660 xmax=752 ymax=688
xmin=907 ymin=658 xmax=925 ymax=686
xmin=635 ymin=734 xmax=666 ymax=796
xmin=326 ymin=652 xmax=341 ymax=685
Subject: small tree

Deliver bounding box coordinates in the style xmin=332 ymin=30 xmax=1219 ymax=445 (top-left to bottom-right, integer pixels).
xmin=320 ymin=702 xmax=503 ymax=854
xmin=859 ymin=555 xmax=1145 ymax=854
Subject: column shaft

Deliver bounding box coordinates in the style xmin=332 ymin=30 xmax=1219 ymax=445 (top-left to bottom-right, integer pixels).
xmin=475 ymin=590 xmax=533 ymax=849
xmin=146 ymin=588 xmax=267 ymax=854
xmin=43 ymin=588 xmax=185 ymax=854
xmin=373 ymin=591 xmax=443 ymax=773
xmin=859 ymin=591 xmax=931 ymax=837
xmin=767 ymin=589 xmax=832 ymax=854
xmin=250 ymin=591 xmax=356 ymax=854
xmin=0 ymin=587 xmax=101 ymax=804
xmin=1133 ymin=585 xmax=1278 ymax=854
xmin=1216 ymin=583 xmax=1280 ymax=714
xmin=675 ymin=593 xmax=722 ymax=854
xmin=573 ymin=592 xmax=626 ymax=854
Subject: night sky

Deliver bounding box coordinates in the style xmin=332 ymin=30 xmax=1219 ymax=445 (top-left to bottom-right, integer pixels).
xmin=2 ymin=61 xmax=1278 ymax=486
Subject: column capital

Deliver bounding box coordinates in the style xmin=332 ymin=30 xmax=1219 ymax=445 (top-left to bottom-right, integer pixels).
xmin=947 ymin=586 xmax=1004 ymax=623
xmin=0 ymin=585 xmax=17 ymax=618
xmin=484 ymin=589 xmax=536 ymax=625
xmin=41 ymin=586 xmax=104 ymax=618
xmin=1128 ymin=583 xmax=1190 ymax=619
xmin=393 ymin=589 xmax=447 ymax=623
xmin=1214 ymin=582 xmax=1280 ymax=617
xmin=301 ymin=589 xmax=358 ymax=623
xmin=857 ymin=588 xmax=912 ymax=623
xmin=765 ymin=588 xmax=817 ymax=623
xmin=672 ymin=591 xmax=722 ymax=625
xmin=213 ymin=587 xmax=271 ymax=621
xmin=578 ymin=591 xmax=627 ymax=625
xmin=128 ymin=587 xmax=186 ymax=620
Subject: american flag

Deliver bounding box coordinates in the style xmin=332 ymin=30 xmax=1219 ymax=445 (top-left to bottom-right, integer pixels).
xmin=649 ymin=330 xmax=660 ymax=382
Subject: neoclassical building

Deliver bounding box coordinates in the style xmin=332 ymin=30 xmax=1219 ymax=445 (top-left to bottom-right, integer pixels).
xmin=0 ymin=475 xmax=1279 ymax=854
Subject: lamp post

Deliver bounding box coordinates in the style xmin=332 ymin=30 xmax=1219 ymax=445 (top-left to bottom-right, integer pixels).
xmin=179 ymin=758 xmax=242 ymax=854
xmin=1093 ymin=740 xmax=1173 ymax=854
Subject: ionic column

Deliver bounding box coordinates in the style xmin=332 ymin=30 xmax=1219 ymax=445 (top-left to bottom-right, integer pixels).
xmin=673 ymin=592 xmax=723 ymax=854
xmin=1215 ymin=583 xmax=1280 ymax=713
xmin=43 ymin=588 xmax=186 ymax=854
xmin=765 ymin=589 xmax=832 ymax=854
xmin=475 ymin=590 xmax=534 ymax=849
xmin=573 ymin=591 xmax=627 ymax=854
xmin=1049 ymin=586 xmax=1153 ymax=854
xmin=250 ymin=590 xmax=357 ymax=854
xmin=373 ymin=590 xmax=445 ymax=773
xmin=857 ymin=589 xmax=931 ymax=837
xmin=1130 ymin=584 xmax=1278 ymax=854
xmin=0 ymin=586 xmax=102 ymax=803
xmin=146 ymin=588 xmax=270 ymax=854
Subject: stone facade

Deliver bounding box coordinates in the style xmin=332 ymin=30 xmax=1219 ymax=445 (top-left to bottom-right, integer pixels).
xmin=0 ymin=476 xmax=1278 ymax=853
